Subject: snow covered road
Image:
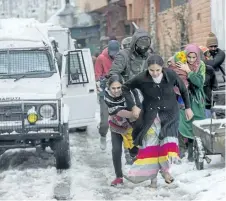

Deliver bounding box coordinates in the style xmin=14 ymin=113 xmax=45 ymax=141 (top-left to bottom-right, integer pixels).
xmin=0 ymin=121 xmax=225 ymax=200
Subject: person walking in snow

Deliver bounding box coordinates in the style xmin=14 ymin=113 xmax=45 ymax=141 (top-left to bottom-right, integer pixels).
xmin=108 ymin=29 xmax=151 ymax=163
xmin=119 ymin=36 xmax=139 ymax=165
xmin=95 ymin=40 xmax=120 ymax=150
xmin=50 ymin=37 xmax=62 ymax=75
xmin=122 ymin=54 xmax=193 ymax=188
xmin=104 ymin=74 xmax=141 ymax=186
xmin=199 ymin=46 xmax=218 ymax=118
xmin=169 ymin=44 xmax=206 ymax=161
xmin=121 ymin=36 xmax=132 ymax=50
xmin=204 ymin=32 xmax=225 ymax=81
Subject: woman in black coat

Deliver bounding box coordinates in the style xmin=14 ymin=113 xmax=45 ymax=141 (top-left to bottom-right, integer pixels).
xmin=122 ymin=55 xmax=193 ymax=188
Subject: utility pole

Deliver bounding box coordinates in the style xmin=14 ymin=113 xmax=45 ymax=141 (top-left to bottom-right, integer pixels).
xmin=44 ymin=0 xmax=48 ymax=22
xmin=22 ymin=0 xmax=28 ymax=18
xmin=8 ymin=0 xmax=12 ymax=17
xmin=150 ymin=0 xmax=157 ymax=52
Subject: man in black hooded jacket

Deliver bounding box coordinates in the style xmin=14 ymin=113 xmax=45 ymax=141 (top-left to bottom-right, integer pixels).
xmin=109 ymin=28 xmax=151 ymax=81
xmin=205 ymin=32 xmax=225 ymax=81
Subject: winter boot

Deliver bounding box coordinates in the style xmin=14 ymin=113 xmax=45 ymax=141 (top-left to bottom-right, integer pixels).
xmin=111 ymin=178 xmax=123 ymax=186
xmin=100 ymin=136 xmax=106 ymax=150
xmin=179 ymin=146 xmax=186 ymax=159
xmin=187 ymin=141 xmax=194 ymax=162
xmin=150 ymin=177 xmax=157 ymax=188
xmin=179 ymin=134 xmax=187 ymax=159
xmin=160 ymin=171 xmax=174 ymax=184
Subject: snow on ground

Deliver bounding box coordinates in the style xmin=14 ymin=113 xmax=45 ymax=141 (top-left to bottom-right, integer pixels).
xmin=0 ymin=111 xmax=225 ymax=200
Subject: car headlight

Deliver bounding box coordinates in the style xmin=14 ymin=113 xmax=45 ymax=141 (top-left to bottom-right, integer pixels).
xmin=39 ymin=104 xmax=55 ymax=119
xmin=27 ymin=106 xmax=38 ymax=124
xmin=27 ymin=113 xmax=38 ymax=124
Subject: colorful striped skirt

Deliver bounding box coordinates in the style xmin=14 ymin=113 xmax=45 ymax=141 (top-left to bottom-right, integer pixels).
xmin=124 ymin=115 xmax=179 ymax=183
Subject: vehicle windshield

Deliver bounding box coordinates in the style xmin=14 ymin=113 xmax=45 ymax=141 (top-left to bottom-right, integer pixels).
xmin=0 ymin=50 xmax=55 ymax=76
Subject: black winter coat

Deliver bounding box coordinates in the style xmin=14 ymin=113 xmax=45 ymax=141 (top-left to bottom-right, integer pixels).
xmin=122 ymin=68 xmax=191 ymax=146
xmin=205 ymin=48 xmax=225 ymax=75
xmin=203 ymin=65 xmax=218 ymax=109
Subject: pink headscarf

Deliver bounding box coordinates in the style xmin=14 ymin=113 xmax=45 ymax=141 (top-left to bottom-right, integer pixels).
xmin=184 ymin=44 xmax=201 ymax=72
xmin=169 ymin=44 xmax=201 ymax=95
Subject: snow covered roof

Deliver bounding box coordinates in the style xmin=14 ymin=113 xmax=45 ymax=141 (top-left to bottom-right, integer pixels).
xmin=47 ymin=8 xmax=63 ymax=25
xmin=0 ymin=40 xmax=47 ymax=50
xmin=0 ymin=18 xmax=53 ymax=48
xmin=0 ymin=18 xmax=40 ymax=29
xmin=0 ymin=20 xmax=50 ymax=49
xmin=0 ymin=28 xmax=48 ymax=45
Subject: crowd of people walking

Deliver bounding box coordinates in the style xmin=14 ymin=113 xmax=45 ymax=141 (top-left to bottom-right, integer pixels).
xmin=94 ymin=29 xmax=225 ymax=188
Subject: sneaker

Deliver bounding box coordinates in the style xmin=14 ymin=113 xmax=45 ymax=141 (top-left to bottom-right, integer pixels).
xmin=111 ymin=178 xmax=123 ymax=186
xmin=100 ymin=136 xmax=106 ymax=150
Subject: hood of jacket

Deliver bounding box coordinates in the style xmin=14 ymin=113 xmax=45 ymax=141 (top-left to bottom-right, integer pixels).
xmin=130 ymin=29 xmax=151 ymax=53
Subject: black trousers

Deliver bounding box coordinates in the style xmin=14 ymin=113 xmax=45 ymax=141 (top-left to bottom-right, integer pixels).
xmin=179 ymin=133 xmax=193 ymax=159
xmin=111 ymin=131 xmax=138 ymax=178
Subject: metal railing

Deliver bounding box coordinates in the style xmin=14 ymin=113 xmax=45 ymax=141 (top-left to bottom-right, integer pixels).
xmin=67 ymin=50 xmax=89 ymax=85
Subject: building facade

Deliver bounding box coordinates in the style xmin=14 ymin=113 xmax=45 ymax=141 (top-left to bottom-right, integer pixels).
xmin=154 ymin=0 xmax=211 ymax=59
xmin=0 ymin=0 xmax=63 ymax=22
xmin=125 ymin=0 xmax=150 ymax=31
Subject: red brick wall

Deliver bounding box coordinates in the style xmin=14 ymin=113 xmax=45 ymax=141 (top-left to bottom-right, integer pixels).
xmin=157 ymin=5 xmax=184 ymax=59
xmin=156 ymin=0 xmax=211 ymax=60
xmin=143 ymin=0 xmax=150 ymax=31
xmin=189 ymin=0 xmax=211 ymax=46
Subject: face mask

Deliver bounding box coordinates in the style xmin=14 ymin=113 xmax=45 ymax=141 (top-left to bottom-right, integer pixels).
xmin=135 ymin=44 xmax=149 ymax=56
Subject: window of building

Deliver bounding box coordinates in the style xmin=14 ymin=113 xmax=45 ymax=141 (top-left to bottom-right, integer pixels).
xmin=159 ymin=0 xmax=171 ymax=12
xmin=128 ymin=4 xmax=132 ymax=19
xmin=124 ymin=24 xmax=131 ymax=36
xmin=173 ymin=0 xmax=188 ymax=7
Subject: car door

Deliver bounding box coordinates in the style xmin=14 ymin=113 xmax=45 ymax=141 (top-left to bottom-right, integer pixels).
xmin=61 ymin=49 xmax=97 ymax=128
